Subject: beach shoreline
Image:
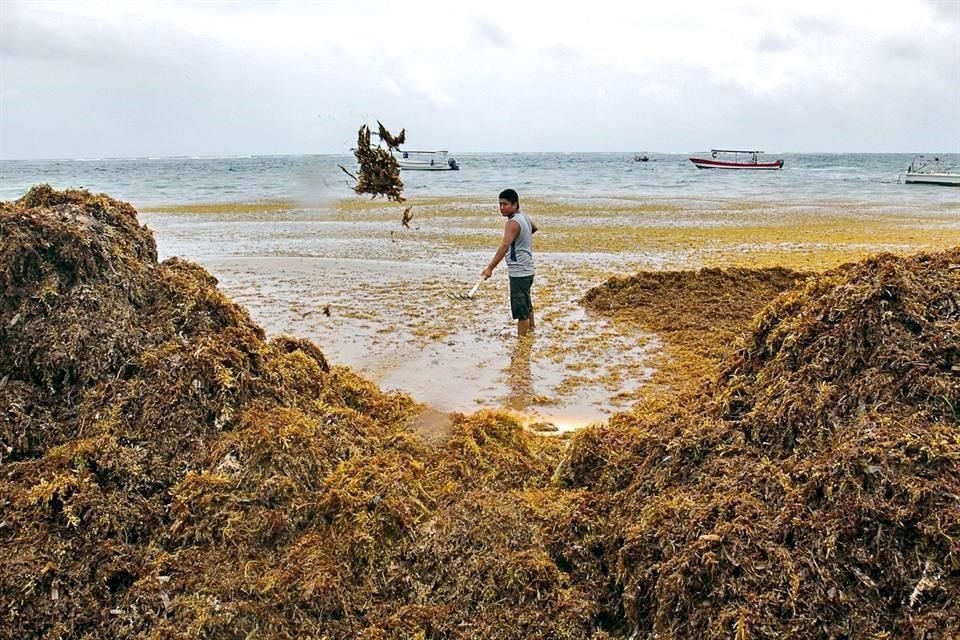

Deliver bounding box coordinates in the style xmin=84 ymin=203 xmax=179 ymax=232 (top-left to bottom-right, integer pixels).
xmin=139 ymin=194 xmax=960 ymax=430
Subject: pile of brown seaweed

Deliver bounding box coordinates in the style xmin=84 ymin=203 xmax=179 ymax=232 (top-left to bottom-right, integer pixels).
xmin=2 ymin=186 xmax=957 ymax=639
xmin=582 ymin=267 xmax=809 ymax=394
xmin=563 ymin=250 xmax=959 ymax=638
xmin=0 ymin=186 xmax=586 ymax=639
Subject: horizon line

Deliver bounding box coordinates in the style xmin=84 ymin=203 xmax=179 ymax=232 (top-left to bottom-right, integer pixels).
xmin=3 ymin=150 xmax=959 ymax=162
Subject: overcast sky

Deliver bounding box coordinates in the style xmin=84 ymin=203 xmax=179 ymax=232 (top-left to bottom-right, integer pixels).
xmin=1 ymin=0 xmax=958 ymax=159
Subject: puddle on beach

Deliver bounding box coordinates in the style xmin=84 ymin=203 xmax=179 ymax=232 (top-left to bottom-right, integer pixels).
xmin=141 ymin=195 xmax=960 ymax=431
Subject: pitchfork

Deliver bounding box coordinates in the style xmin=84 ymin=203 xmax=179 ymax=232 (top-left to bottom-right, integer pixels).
xmin=447 ymin=276 xmax=484 ymax=301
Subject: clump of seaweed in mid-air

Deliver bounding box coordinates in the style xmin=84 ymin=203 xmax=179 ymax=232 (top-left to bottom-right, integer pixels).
xmin=339 ymin=120 xmax=407 ymax=203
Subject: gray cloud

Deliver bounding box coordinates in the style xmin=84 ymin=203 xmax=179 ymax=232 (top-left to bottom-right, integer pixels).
xmin=881 ymin=38 xmax=927 ymax=61
xmin=920 ymin=0 xmax=960 ymax=24
xmin=792 ymin=15 xmax=841 ymax=36
xmin=474 ymin=20 xmax=512 ymax=49
xmin=0 ymin=5 xmax=116 ymax=65
xmin=877 ymin=28 xmax=960 ymax=88
xmin=756 ymin=33 xmax=793 ymax=53
xmin=0 ymin=2 xmax=219 ymax=72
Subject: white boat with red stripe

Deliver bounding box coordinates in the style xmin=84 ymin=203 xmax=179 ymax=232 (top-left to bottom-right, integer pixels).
xmin=689 ymin=149 xmax=784 ymax=170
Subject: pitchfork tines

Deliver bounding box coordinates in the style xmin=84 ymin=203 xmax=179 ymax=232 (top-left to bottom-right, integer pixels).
xmin=447 ymin=277 xmax=484 ymax=301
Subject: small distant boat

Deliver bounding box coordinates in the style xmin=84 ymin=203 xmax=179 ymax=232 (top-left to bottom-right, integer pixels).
xmin=396 ymin=149 xmax=459 ymax=171
xmin=634 ymin=153 xmax=649 ymax=162
xmin=903 ymin=155 xmax=960 ymax=186
xmin=689 ymin=149 xmax=784 ymax=170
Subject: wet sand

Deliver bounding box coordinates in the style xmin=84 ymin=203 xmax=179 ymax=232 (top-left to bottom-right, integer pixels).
xmin=140 ymin=195 xmax=960 ymax=430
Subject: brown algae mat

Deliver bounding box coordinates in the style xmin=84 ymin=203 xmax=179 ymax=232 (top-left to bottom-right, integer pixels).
xmin=582 ymin=267 xmax=812 ymax=397
xmin=2 ymin=185 xmax=958 ymax=639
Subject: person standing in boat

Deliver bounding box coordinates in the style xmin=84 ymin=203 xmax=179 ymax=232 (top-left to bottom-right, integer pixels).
xmin=482 ymin=188 xmax=538 ymax=337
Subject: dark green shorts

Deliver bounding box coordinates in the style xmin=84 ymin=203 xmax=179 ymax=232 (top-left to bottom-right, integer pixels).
xmin=509 ymin=275 xmax=534 ymax=320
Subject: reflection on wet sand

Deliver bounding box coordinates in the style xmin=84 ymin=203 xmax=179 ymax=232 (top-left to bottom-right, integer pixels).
xmin=506 ymin=335 xmax=535 ymax=413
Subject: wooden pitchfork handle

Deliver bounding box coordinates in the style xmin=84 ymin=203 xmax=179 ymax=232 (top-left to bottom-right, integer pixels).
xmin=466 ymin=276 xmax=484 ymax=298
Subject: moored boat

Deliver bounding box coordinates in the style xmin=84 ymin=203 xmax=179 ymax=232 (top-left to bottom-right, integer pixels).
xmin=396 ymin=149 xmax=460 ymax=171
xmin=903 ymin=155 xmax=960 ymax=186
xmin=689 ymin=149 xmax=784 ymax=170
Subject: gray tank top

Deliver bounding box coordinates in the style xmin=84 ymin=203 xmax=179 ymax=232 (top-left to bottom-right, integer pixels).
xmin=506 ymin=211 xmax=534 ymax=277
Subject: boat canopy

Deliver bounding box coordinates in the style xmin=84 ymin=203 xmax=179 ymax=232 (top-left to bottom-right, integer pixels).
xmin=908 ymin=155 xmax=952 ymax=171
xmin=711 ymin=149 xmax=764 ymax=154
xmin=399 ymin=149 xmax=449 ymax=159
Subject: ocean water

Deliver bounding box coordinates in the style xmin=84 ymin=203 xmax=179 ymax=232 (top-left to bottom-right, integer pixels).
xmin=1 ymin=153 xmax=958 ymax=208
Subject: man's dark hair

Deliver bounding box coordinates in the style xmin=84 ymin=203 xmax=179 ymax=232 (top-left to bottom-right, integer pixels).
xmin=498 ymin=188 xmax=519 ymax=206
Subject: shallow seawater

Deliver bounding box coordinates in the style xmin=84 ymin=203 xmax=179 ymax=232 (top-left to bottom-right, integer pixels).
xmin=137 ymin=192 xmax=960 ymax=430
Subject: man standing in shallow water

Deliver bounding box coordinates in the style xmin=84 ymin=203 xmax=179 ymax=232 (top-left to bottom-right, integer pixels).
xmin=482 ymin=188 xmax=538 ymax=337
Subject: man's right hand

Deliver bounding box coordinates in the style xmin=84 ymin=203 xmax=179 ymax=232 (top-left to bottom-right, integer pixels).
xmin=481 ymin=267 xmax=492 ymax=279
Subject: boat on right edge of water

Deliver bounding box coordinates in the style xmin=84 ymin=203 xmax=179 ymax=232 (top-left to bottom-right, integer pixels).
xmin=689 ymin=149 xmax=784 ymax=170
xmin=903 ymin=155 xmax=960 ymax=186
